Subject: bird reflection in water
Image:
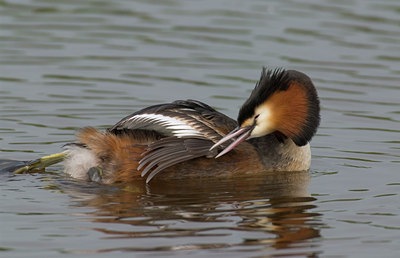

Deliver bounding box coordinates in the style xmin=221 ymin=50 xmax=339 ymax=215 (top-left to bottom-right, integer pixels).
xmin=58 ymin=170 xmax=321 ymax=255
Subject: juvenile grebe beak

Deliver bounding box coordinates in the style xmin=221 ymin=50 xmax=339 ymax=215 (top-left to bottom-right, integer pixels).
xmin=210 ymin=124 xmax=255 ymax=158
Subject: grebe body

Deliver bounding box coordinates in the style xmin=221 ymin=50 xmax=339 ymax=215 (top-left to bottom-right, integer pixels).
xmin=63 ymin=68 xmax=320 ymax=183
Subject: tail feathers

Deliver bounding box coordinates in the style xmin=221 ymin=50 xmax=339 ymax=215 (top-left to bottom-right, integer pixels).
xmin=76 ymin=127 xmax=128 ymax=164
xmin=13 ymin=153 xmax=66 ymax=174
xmin=74 ymin=127 xmax=146 ymax=183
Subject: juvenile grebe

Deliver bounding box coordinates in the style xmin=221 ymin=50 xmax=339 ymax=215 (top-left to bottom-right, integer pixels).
xmin=60 ymin=68 xmax=320 ymax=183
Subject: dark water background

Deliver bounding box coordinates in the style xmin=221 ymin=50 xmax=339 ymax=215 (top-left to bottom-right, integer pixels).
xmin=1 ymin=0 xmax=399 ymax=257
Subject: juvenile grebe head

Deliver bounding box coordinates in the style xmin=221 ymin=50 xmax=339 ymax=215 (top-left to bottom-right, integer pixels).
xmin=211 ymin=68 xmax=320 ymax=158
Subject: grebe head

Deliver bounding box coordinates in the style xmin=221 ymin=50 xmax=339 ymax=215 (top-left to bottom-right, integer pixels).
xmin=211 ymin=68 xmax=320 ymax=158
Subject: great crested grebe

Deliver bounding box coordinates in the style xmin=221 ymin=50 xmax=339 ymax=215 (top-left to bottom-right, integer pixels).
xmin=44 ymin=68 xmax=320 ymax=184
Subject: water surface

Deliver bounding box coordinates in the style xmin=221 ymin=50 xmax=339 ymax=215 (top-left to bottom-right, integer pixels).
xmin=1 ymin=0 xmax=400 ymax=257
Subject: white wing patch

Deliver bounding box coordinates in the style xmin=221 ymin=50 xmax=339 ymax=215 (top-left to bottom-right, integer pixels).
xmin=126 ymin=113 xmax=203 ymax=138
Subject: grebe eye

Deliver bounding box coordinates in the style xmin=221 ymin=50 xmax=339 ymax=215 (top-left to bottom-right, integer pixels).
xmin=254 ymin=114 xmax=260 ymax=120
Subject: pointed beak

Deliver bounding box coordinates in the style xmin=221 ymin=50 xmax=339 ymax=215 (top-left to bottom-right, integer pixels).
xmin=210 ymin=125 xmax=254 ymax=158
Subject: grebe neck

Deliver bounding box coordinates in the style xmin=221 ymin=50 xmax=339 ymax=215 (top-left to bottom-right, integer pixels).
xmin=248 ymin=135 xmax=311 ymax=172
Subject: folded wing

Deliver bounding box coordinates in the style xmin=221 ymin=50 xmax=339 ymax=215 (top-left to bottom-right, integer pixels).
xmin=108 ymin=100 xmax=237 ymax=182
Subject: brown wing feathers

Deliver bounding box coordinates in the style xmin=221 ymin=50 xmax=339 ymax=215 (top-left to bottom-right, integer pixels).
xmin=138 ymin=137 xmax=214 ymax=183
xmin=108 ymin=100 xmax=236 ymax=182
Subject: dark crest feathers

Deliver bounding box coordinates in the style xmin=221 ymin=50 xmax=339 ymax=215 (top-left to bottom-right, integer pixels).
xmin=237 ymin=67 xmax=320 ymax=146
xmin=238 ymin=68 xmax=289 ymax=125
